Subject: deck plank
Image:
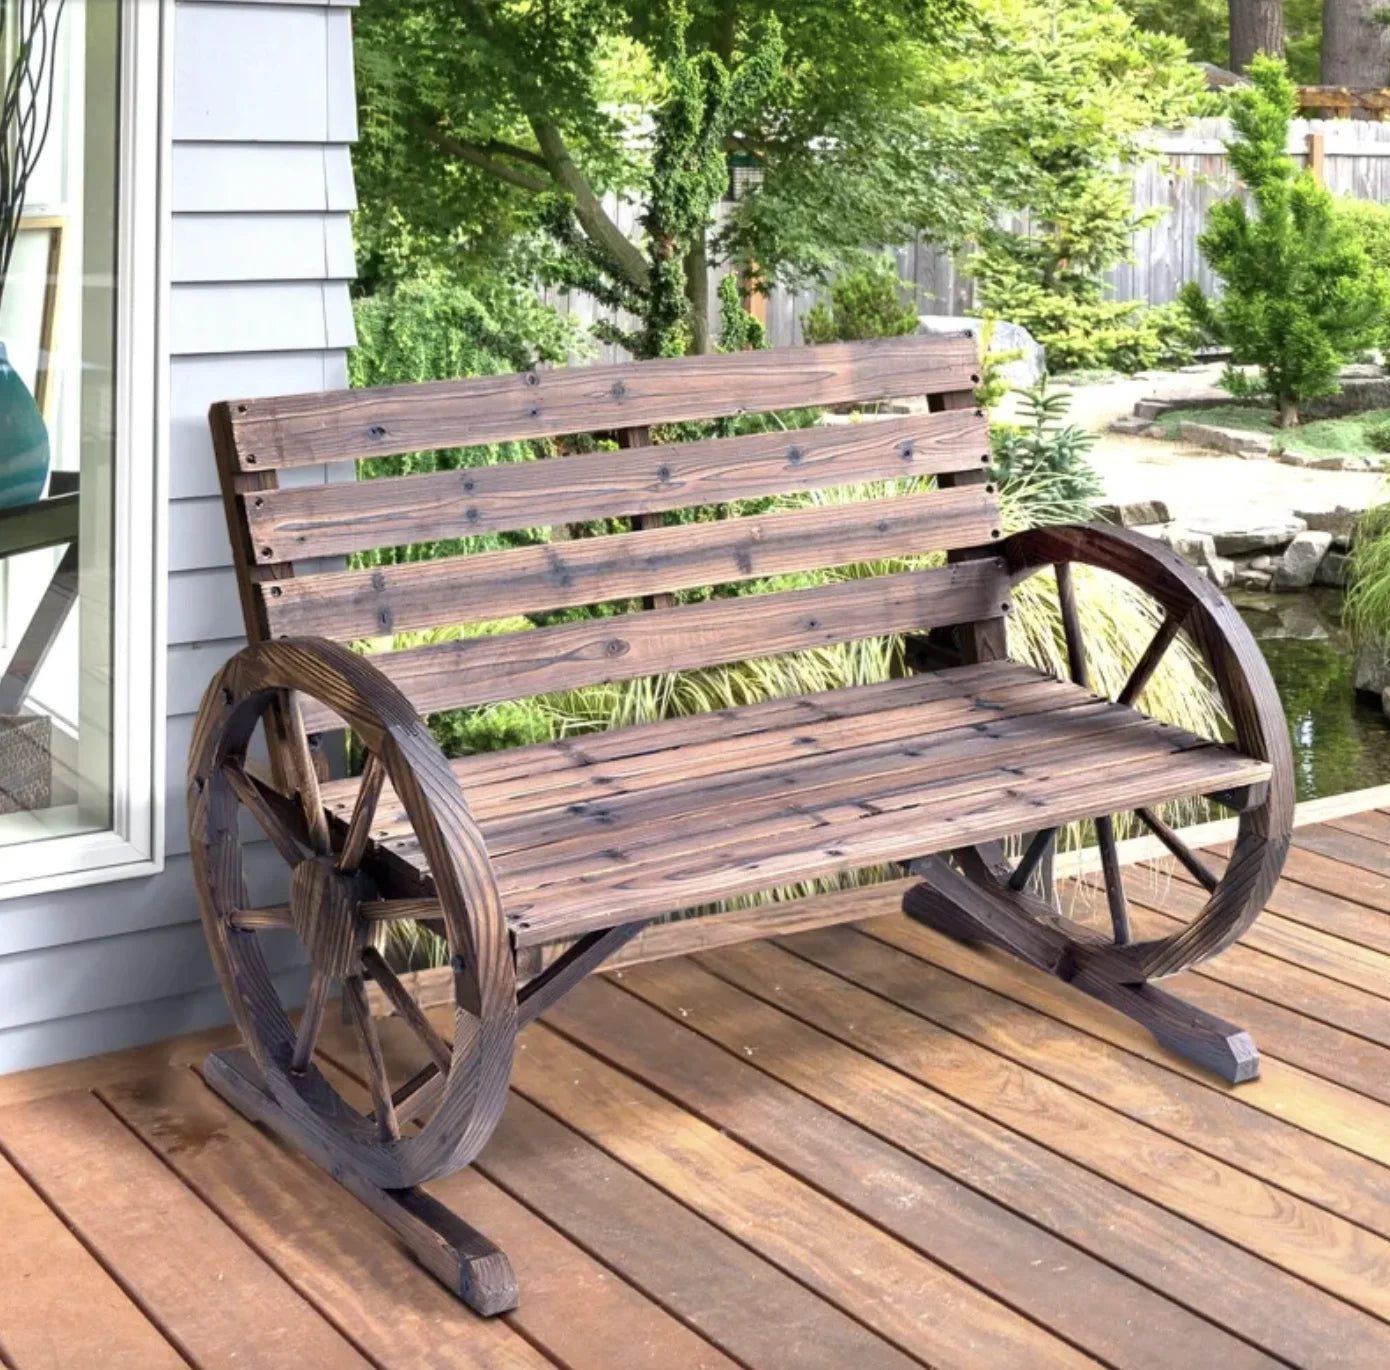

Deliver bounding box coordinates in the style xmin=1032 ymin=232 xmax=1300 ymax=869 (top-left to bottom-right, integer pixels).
xmin=842 ymin=918 xmax=1390 ymax=1182
xmin=694 ymin=938 xmax=1390 ymax=1322
xmin=0 ymin=1151 xmax=187 ymax=1370
xmin=859 ymin=911 xmax=1390 ymax=1168
xmin=543 ymin=973 xmax=1280 ymax=1370
xmin=612 ymin=952 xmax=1390 ymax=1369
xmin=99 ymin=1067 xmax=560 ymax=1370
xmin=0 ymin=1090 xmax=372 ymax=1370
xmin=509 ymin=1023 xmax=1104 ymax=1370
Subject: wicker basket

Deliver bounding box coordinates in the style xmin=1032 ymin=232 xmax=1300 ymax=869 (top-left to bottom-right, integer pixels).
xmin=0 ymin=714 xmax=52 ymax=814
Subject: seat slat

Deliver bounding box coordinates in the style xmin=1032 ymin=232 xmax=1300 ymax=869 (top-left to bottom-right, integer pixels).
xmin=326 ymin=669 xmax=1092 ymax=842
xmin=243 ymin=410 xmax=990 ymax=565
xmin=221 ymin=334 xmax=980 ymax=472
xmin=295 ymin=559 xmax=1010 ymax=732
xmin=502 ymin=744 xmax=1270 ymax=943
xmin=261 ymin=486 xmax=1001 ymax=641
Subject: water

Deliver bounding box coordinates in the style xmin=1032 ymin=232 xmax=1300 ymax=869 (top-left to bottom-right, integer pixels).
xmin=1235 ymin=589 xmax=1390 ymax=802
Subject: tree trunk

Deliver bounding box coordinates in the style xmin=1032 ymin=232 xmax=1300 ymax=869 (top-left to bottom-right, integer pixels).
xmin=685 ymin=235 xmax=711 ymax=355
xmin=1322 ymin=0 xmax=1390 ymax=92
xmin=1229 ymin=0 xmax=1284 ymax=72
xmin=1278 ymin=395 xmax=1299 ymax=427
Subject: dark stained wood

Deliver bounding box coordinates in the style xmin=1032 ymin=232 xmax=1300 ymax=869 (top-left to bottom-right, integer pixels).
xmin=297 ymin=558 xmax=1012 ymax=731
xmin=1136 ymin=806 xmax=1220 ymax=891
xmin=188 ymin=335 xmax=1294 ymax=1317
xmin=1118 ymin=610 xmax=1185 ymax=707
xmin=243 ymin=409 xmax=990 ymax=564
xmin=259 ymin=485 xmax=1002 ymax=641
xmin=220 ymin=333 xmax=981 ymax=470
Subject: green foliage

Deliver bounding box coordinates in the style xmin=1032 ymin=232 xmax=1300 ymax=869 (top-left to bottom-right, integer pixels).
xmin=1154 ymin=403 xmax=1390 ymax=458
xmin=1368 ymin=422 xmax=1390 ymax=454
xmin=952 ymin=0 xmax=1204 ymax=373
xmin=799 ymin=258 xmax=919 ymax=344
xmin=1181 ymin=57 xmax=1390 ymax=428
xmin=1347 ymin=505 xmax=1390 ymax=648
xmin=716 ymin=273 xmax=766 ymax=352
xmin=1118 ymin=0 xmax=1323 ymax=85
xmin=1333 ymin=197 xmax=1390 ymax=274
xmin=990 ymin=384 xmax=1104 ymax=520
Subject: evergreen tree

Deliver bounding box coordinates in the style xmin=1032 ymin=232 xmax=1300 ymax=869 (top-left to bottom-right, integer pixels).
xmin=1182 ymin=55 xmax=1389 ymax=427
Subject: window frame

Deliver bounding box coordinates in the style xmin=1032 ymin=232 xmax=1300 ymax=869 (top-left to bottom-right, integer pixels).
xmin=0 ymin=0 xmax=170 ymax=900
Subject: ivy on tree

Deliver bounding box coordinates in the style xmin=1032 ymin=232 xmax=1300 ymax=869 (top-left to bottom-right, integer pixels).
xmin=352 ymin=0 xmax=975 ymax=358
xmin=1182 ymin=55 xmax=1389 ymax=427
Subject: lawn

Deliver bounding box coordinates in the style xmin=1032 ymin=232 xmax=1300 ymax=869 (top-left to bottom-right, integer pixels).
xmin=1156 ymin=404 xmax=1390 ymax=457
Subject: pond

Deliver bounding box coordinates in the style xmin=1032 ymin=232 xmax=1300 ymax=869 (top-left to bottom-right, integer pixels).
xmin=1234 ymin=589 xmax=1390 ymax=803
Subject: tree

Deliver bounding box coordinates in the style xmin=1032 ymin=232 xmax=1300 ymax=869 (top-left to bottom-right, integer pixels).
xmin=352 ymin=0 xmax=976 ymax=358
xmin=951 ymin=0 xmax=1205 ymax=372
xmin=1120 ymin=0 xmax=1320 ymax=82
xmin=1229 ymin=0 xmax=1284 ymax=71
xmin=1182 ymin=56 xmax=1389 ymax=426
xmin=1321 ymin=0 xmax=1390 ymax=90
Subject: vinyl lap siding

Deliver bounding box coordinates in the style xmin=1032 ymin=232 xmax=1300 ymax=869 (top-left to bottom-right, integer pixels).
xmin=0 ymin=0 xmax=359 ymax=1071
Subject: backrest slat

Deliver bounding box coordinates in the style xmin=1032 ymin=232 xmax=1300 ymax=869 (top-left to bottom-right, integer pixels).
xmin=295 ymin=559 xmax=1011 ymax=733
xmin=258 ymin=485 xmax=1001 ymax=641
xmin=242 ymin=409 xmax=988 ymax=566
xmin=220 ymin=335 xmax=980 ymax=472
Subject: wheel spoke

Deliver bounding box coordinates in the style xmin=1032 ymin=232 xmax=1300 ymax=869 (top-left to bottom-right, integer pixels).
xmin=362 ymin=945 xmax=452 ymax=1072
xmin=1094 ymin=815 xmax=1131 ymax=944
xmin=1053 ymin=561 xmax=1089 ymax=689
xmin=291 ymin=968 xmax=333 ymax=1074
xmin=1009 ymin=827 xmax=1058 ymax=892
xmin=1118 ymin=610 xmax=1185 ymax=709
xmin=1136 ymin=805 xmax=1220 ymax=892
xmin=339 ymin=752 xmax=386 ymax=874
xmin=343 ymin=974 xmax=401 ymax=1141
xmin=272 ymin=690 xmax=331 ymax=856
xmin=222 ymin=762 xmax=303 ymax=866
xmin=392 ymin=1063 xmax=445 ymax=1126
xmin=227 ymin=904 xmax=293 ymax=931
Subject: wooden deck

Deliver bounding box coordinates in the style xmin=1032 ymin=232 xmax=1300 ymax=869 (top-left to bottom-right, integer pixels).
xmin=5 ymin=804 xmax=1390 ymax=1368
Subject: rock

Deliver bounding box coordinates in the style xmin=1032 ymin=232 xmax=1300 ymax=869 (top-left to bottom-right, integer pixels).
xmin=1308 ymin=454 xmax=1352 ymax=471
xmin=917 ymin=316 xmax=1044 ymax=389
xmin=1272 ymin=530 xmax=1334 ymax=589
xmin=1234 ymin=567 xmax=1273 ymax=590
xmin=1208 ymin=556 xmax=1236 ymax=589
xmin=1177 ymin=421 xmax=1273 ymax=457
xmin=1134 ymin=398 xmax=1176 ymax=421
xmin=1315 ymin=549 xmax=1352 ymax=588
xmin=1247 ymin=554 xmax=1275 ymax=572
xmin=1295 ymin=504 xmax=1360 ymax=543
xmin=1095 ymin=499 xmax=1172 ymax=528
xmin=1340 ymin=363 xmax=1386 ymax=380
xmin=1383 ymin=687 xmax=1390 ymax=720
xmin=1356 ymin=641 xmax=1390 ymax=699
xmin=1187 ymin=517 xmax=1306 ymax=556
xmin=1108 ymin=415 xmax=1155 ymax=435
xmin=1302 ymin=376 xmax=1390 ymax=419
xmin=1163 ymin=529 xmax=1217 ymax=564
xmin=1276 ymin=449 xmax=1311 ymax=467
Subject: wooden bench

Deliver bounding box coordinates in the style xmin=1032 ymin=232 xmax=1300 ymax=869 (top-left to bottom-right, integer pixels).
xmin=188 ymin=334 xmax=1293 ymax=1314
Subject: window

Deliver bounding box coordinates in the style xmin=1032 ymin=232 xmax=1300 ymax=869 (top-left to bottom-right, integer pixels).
xmin=0 ymin=0 xmax=165 ymax=896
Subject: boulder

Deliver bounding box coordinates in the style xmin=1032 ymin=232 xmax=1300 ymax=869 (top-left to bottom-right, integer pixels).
xmin=1234 ymin=567 xmax=1273 ymax=591
xmin=1271 ymin=531 xmax=1334 ymax=590
xmin=1247 ymin=554 xmax=1275 ymax=572
xmin=1355 ymin=641 xmax=1390 ymax=699
xmin=1208 ymin=556 xmax=1236 ymax=589
xmin=1177 ymin=421 xmax=1273 ymax=457
xmin=1302 ymin=376 xmax=1390 ymax=417
xmin=1188 ymin=517 xmax=1306 ymax=557
xmin=1162 ymin=529 xmax=1217 ymax=566
xmin=917 ymin=316 xmax=1045 ymax=389
xmin=1108 ymin=415 xmax=1155 ymax=435
xmin=1096 ymin=499 xmax=1172 ymax=528
xmin=1315 ymin=549 xmax=1351 ymax=588
xmin=1295 ymin=504 xmax=1360 ymax=545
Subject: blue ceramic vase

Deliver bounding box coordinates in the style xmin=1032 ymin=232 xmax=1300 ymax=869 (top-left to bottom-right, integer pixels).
xmin=0 ymin=342 xmax=49 ymax=510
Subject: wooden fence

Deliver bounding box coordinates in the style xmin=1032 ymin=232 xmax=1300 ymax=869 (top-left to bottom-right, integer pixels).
xmin=543 ymin=118 xmax=1390 ymax=361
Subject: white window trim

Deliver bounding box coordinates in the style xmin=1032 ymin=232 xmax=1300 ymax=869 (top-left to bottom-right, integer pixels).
xmin=0 ymin=0 xmax=170 ymax=901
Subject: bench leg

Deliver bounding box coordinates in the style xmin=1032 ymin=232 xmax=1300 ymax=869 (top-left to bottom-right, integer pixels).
xmin=904 ymin=863 xmax=1259 ymax=1085
xmin=203 ymin=1046 xmax=519 ymax=1316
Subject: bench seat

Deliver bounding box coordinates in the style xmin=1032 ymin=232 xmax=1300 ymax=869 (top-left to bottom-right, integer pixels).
xmin=321 ymin=658 xmax=1272 ymax=947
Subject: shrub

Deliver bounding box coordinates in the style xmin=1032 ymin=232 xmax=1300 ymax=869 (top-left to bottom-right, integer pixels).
xmin=990 ymin=384 xmax=1103 ymax=521
xmin=1367 ymin=421 xmax=1390 ymax=454
xmin=1347 ymin=504 xmax=1390 ymax=648
xmin=1181 ymin=56 xmax=1390 ymax=428
xmin=801 ymin=257 xmax=918 ymax=344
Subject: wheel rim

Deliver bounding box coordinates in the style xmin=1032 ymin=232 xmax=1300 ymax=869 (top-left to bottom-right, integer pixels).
xmin=187 ymin=638 xmax=516 ymax=1190
xmin=960 ymin=525 xmax=1294 ymax=984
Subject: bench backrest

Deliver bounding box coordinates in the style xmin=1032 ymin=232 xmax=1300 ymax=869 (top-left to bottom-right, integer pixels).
xmin=209 ymin=334 xmax=1007 ymax=734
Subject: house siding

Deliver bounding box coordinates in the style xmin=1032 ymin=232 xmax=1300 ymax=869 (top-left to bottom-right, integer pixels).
xmin=0 ymin=0 xmax=359 ymax=1072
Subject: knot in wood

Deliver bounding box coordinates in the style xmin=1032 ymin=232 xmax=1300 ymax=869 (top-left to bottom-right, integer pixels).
xmin=290 ymin=858 xmax=363 ymax=979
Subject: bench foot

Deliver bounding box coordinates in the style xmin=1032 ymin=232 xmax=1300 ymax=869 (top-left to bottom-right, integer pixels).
xmin=203 ymin=1046 xmax=519 ymax=1316
xmin=904 ymin=862 xmax=1260 ymax=1085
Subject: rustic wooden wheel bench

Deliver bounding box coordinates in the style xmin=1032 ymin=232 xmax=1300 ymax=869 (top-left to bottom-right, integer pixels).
xmin=189 ymin=334 xmax=1293 ymax=1315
